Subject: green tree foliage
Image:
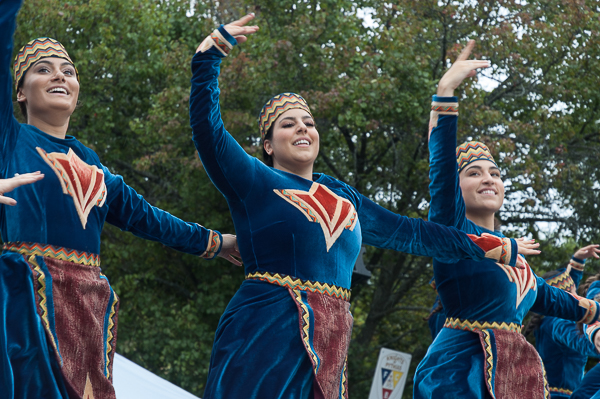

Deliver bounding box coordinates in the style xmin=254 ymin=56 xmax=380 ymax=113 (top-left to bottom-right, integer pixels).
xmin=13 ymin=0 xmax=600 ymax=397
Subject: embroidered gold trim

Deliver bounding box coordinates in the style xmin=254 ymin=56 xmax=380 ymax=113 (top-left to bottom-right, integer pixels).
xmin=198 ymin=29 xmax=233 ymax=56
xmin=569 ymin=258 xmax=585 ymax=271
xmin=3 ymin=242 xmax=100 ymax=266
xmin=444 ymin=317 xmax=522 ymax=334
xmin=201 ymin=230 xmax=221 ymax=259
xmin=429 ymin=101 xmax=459 ymax=138
xmin=28 ymin=255 xmax=61 ymax=363
xmin=104 ymin=288 xmax=118 ymax=380
xmin=290 ymin=289 xmax=319 ymax=373
xmin=481 ymin=329 xmax=497 ymax=399
xmin=246 ymin=271 xmax=351 ymax=301
xmin=549 ymin=387 xmax=572 ymax=395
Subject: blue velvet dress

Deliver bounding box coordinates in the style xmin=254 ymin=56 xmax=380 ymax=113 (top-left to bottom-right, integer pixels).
xmin=190 ymin=28 xmax=523 ymax=399
xmin=414 ymin=95 xmax=600 ymax=399
xmin=535 ymin=262 xmax=600 ymax=398
xmin=571 ymin=281 xmax=600 ymax=399
xmin=0 ymin=1 xmax=222 ymax=398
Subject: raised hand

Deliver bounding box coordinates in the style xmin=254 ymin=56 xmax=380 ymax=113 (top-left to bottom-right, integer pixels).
xmin=223 ymin=13 xmax=259 ymax=44
xmin=0 ymin=172 xmax=44 ymax=205
xmin=217 ymin=234 xmax=242 ymax=266
xmin=437 ymin=40 xmax=490 ymax=97
xmin=574 ymin=244 xmax=600 ymax=261
xmin=196 ymin=13 xmax=259 ymax=54
xmin=595 ymin=331 xmax=600 ymax=353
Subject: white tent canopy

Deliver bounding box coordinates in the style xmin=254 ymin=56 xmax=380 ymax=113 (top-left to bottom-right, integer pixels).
xmin=113 ymin=353 xmax=201 ymax=399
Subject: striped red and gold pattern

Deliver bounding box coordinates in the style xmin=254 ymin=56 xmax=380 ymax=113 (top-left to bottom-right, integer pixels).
xmin=258 ymin=93 xmax=312 ymax=139
xmin=13 ymin=37 xmax=78 ymax=89
xmin=456 ymin=141 xmax=497 ymax=172
xmin=3 ymin=241 xmax=100 ymax=266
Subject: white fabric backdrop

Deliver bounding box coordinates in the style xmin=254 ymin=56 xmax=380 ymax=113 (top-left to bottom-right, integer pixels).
xmin=113 ymin=353 xmax=201 ymax=399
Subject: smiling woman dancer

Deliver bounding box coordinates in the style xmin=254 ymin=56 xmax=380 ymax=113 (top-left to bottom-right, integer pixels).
xmin=190 ymin=15 xmax=540 ymax=399
xmin=413 ymin=40 xmax=600 ymax=399
xmin=0 ymin=1 xmax=240 ymax=398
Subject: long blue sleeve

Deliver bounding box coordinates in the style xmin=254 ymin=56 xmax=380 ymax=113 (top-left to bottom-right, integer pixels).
xmin=542 ymin=317 xmax=599 ymax=357
xmin=0 ymin=0 xmax=23 ymax=173
xmin=358 ymin=194 xmax=516 ymax=263
xmin=531 ymin=277 xmax=600 ymax=324
xmin=427 ymin=95 xmax=468 ymax=230
xmin=189 ymin=28 xmax=257 ymax=202
xmin=103 ymin=167 xmax=222 ymax=259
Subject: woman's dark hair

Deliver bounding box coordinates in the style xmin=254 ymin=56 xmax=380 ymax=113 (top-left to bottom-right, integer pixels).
xmin=262 ymin=124 xmax=274 ymax=167
xmin=16 ymin=78 xmax=27 ymax=120
xmin=423 ymin=299 xmax=443 ymax=321
xmin=578 ymin=272 xmax=600 ymax=297
xmin=493 ymin=216 xmax=502 ymax=231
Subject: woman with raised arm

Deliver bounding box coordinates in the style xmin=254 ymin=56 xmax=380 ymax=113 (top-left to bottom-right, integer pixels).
xmin=190 ymin=15 xmax=540 ymax=399
xmin=0 ymin=1 xmax=240 ymax=398
xmin=414 ymin=40 xmax=600 ymax=399
xmin=526 ymin=246 xmax=600 ymax=398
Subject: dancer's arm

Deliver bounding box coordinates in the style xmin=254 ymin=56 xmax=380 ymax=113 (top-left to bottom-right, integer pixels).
xmin=428 ymin=95 xmax=466 ymax=229
xmin=428 ymin=40 xmax=490 ymax=231
xmin=570 ymin=245 xmax=600 ymax=288
xmin=541 ymin=317 xmax=599 ymax=357
xmin=357 ymin=193 xmax=538 ymax=265
xmin=103 ymin=166 xmax=226 ymax=260
xmin=0 ymin=0 xmax=24 ymax=171
xmin=190 ymin=16 xmax=260 ymax=201
xmin=531 ymin=278 xmax=600 ymax=328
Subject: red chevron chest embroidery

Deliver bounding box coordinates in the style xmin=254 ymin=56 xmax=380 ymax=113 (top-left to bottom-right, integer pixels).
xmin=274 ymin=183 xmax=358 ymax=251
xmin=37 ymin=147 xmax=107 ymax=229
xmin=495 ymin=255 xmax=537 ymax=308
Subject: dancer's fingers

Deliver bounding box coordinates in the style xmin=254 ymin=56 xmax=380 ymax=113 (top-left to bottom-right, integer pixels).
xmin=0 ymin=195 xmax=17 ymax=206
xmin=0 ymin=172 xmax=44 ymax=191
xmin=456 ymin=39 xmax=476 ymax=62
xmin=230 ymin=13 xmax=255 ymax=27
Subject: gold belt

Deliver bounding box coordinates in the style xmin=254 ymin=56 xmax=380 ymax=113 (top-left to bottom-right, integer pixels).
xmin=246 ymin=271 xmax=350 ymax=301
xmin=444 ymin=317 xmax=522 ymax=334
xmin=3 ymin=242 xmax=100 ymax=267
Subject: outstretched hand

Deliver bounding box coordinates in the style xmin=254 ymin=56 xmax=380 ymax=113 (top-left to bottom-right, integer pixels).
xmin=574 ymin=244 xmax=600 ymax=261
xmin=223 ymin=13 xmax=259 ymax=44
xmin=515 ymin=237 xmax=540 ymax=255
xmin=514 ymin=237 xmax=541 ymax=269
xmin=0 ymin=172 xmax=44 ymax=206
xmin=437 ymin=40 xmax=490 ymax=97
xmin=217 ymin=234 xmax=242 ymax=266
xmin=196 ymin=13 xmax=259 ymax=54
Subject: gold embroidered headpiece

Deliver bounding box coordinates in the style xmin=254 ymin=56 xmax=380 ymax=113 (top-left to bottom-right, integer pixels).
xmin=258 ymin=93 xmax=313 ymax=139
xmin=545 ymin=267 xmax=575 ymax=292
xmin=14 ymin=37 xmax=79 ymax=90
xmin=456 ymin=141 xmax=498 ymax=173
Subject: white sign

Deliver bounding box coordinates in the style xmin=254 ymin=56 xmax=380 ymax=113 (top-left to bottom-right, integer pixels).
xmin=368 ymin=348 xmax=412 ymax=399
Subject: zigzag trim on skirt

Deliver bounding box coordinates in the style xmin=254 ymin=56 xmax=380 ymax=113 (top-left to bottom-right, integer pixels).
xmin=246 ymin=271 xmax=350 ymax=301
xmin=444 ymin=317 xmax=522 ymax=334
xmin=549 ymin=387 xmax=572 ymax=395
xmin=3 ymin=242 xmax=100 ymax=267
